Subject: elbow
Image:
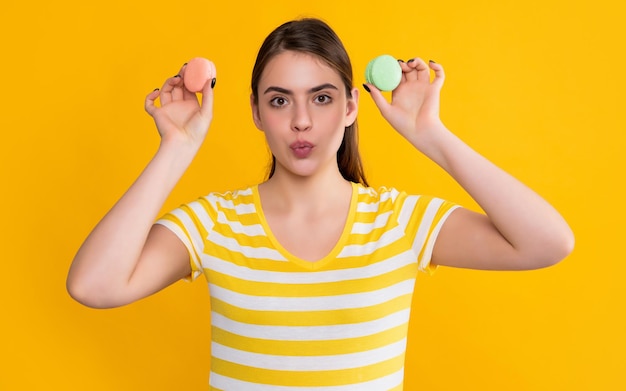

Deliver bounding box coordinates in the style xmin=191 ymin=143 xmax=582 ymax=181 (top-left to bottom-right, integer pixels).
xmin=530 ymin=227 xmax=576 ymax=269
xmin=551 ymin=225 xmax=576 ymax=265
xmin=66 ymin=278 xmax=107 ymax=309
xmin=559 ymin=228 xmax=576 ymax=262
xmin=66 ymin=254 xmax=131 ymax=309
xmin=66 ymin=273 xmax=123 ymax=310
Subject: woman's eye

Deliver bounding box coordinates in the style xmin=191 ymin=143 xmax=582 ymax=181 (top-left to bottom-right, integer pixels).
xmin=315 ymin=95 xmax=332 ymax=104
xmin=270 ymin=97 xmax=287 ymax=107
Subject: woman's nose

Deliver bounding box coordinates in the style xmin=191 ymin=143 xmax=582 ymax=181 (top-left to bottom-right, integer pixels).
xmin=291 ymin=103 xmax=312 ymax=132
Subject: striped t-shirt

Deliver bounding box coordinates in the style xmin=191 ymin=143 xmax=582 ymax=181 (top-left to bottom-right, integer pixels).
xmin=156 ymin=182 xmax=459 ymax=390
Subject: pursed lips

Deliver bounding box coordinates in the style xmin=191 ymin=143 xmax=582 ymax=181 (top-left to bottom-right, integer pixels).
xmin=289 ymin=140 xmax=314 ymax=158
xmin=290 ymin=140 xmax=314 ymax=149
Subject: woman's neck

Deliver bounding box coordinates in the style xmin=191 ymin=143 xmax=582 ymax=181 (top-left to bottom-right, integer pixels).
xmin=259 ymin=166 xmax=352 ymax=213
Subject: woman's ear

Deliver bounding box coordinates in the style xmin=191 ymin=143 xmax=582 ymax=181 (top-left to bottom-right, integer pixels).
xmin=345 ymin=87 xmax=359 ymax=127
xmin=250 ymin=93 xmax=263 ymax=131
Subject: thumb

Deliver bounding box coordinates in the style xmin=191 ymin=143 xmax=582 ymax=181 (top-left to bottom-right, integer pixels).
xmin=199 ymin=77 xmax=216 ymax=119
xmin=363 ymin=83 xmax=391 ymax=117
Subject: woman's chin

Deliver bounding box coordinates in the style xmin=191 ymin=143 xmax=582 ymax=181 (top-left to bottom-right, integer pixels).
xmin=275 ymin=161 xmax=324 ymax=179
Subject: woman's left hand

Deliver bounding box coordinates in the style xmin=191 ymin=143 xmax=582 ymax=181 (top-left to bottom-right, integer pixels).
xmin=365 ymin=58 xmax=445 ymax=145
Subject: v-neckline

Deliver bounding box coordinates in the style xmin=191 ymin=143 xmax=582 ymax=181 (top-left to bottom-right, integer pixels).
xmin=252 ymin=182 xmax=358 ymax=270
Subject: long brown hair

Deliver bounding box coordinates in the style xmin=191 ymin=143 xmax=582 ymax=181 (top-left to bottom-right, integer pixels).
xmin=251 ymin=18 xmax=368 ymax=187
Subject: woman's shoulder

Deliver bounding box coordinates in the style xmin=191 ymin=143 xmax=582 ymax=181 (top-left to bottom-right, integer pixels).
xmin=199 ymin=185 xmax=257 ymax=200
xmin=188 ymin=185 xmax=258 ymax=210
xmin=355 ymin=182 xmax=454 ymax=212
xmin=355 ymin=182 xmax=405 ymax=202
xmin=203 ymin=186 xmax=255 ymax=199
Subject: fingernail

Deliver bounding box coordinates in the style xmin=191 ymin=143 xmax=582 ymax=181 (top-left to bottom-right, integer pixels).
xmin=397 ymin=59 xmax=404 ymax=63
xmin=211 ymin=78 xmax=216 ymax=89
xmin=183 ymin=62 xmax=188 ymax=66
xmin=407 ymin=59 xmax=415 ymax=63
xmin=362 ymin=84 xmax=371 ymax=93
xmin=153 ymin=88 xmax=159 ymax=91
xmin=174 ymin=75 xmax=181 ymax=78
xmin=429 ymin=60 xmax=436 ymax=63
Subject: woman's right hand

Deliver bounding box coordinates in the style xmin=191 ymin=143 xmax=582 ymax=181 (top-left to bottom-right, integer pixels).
xmin=145 ymin=63 xmax=215 ymax=149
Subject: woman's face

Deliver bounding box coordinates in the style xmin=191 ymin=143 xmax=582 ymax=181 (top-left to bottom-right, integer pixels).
xmin=251 ymin=51 xmax=358 ymax=179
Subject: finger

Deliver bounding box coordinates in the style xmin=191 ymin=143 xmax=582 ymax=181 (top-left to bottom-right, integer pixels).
xmin=198 ymin=61 xmax=217 ymax=117
xmin=171 ymin=75 xmax=184 ymax=101
xmin=179 ymin=62 xmax=188 ymax=77
xmin=397 ymin=59 xmax=410 ymax=83
xmin=159 ymin=75 xmax=182 ymax=105
xmin=429 ymin=60 xmax=445 ymax=89
xmin=145 ymin=88 xmax=161 ymax=116
xmin=402 ymin=59 xmax=418 ymax=81
xmin=363 ymin=83 xmax=391 ymax=117
xmin=407 ymin=58 xmax=430 ymax=82
xmin=199 ymin=78 xmax=216 ymax=119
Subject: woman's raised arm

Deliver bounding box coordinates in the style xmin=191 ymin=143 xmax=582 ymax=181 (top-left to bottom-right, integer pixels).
xmin=67 ymin=64 xmax=215 ymax=307
xmin=365 ymin=58 xmax=574 ymax=270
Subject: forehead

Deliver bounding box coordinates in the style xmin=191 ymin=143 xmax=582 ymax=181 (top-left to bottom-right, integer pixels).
xmin=259 ymin=51 xmax=341 ymax=88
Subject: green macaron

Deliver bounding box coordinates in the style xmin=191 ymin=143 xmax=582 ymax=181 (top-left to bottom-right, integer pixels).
xmin=365 ymin=54 xmax=402 ymax=91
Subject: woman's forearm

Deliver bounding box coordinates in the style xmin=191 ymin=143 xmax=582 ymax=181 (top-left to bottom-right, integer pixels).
xmin=67 ymin=140 xmax=197 ymax=304
xmin=410 ymin=124 xmax=575 ymax=266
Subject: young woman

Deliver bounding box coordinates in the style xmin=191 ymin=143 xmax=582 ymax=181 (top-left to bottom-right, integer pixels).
xmin=67 ymin=18 xmax=574 ymax=390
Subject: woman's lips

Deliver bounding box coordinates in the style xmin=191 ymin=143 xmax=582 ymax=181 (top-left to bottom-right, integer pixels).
xmin=290 ymin=141 xmax=314 ymax=158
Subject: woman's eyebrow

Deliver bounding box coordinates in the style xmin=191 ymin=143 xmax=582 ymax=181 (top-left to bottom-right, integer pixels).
xmin=310 ymin=83 xmax=339 ymax=93
xmin=263 ymin=83 xmax=339 ymax=95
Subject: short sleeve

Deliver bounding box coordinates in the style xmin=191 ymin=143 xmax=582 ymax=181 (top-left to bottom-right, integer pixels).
xmin=155 ymin=199 xmax=215 ymax=282
xmin=399 ymin=194 xmax=460 ymax=274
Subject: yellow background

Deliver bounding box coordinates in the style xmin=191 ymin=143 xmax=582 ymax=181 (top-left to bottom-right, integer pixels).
xmin=1 ymin=0 xmax=624 ymax=389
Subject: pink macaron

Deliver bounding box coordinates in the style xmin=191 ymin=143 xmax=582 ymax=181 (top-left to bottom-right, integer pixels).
xmin=184 ymin=57 xmax=216 ymax=92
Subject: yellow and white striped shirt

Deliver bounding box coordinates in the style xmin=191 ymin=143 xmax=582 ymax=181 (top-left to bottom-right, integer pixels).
xmin=157 ymin=182 xmax=458 ymax=390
